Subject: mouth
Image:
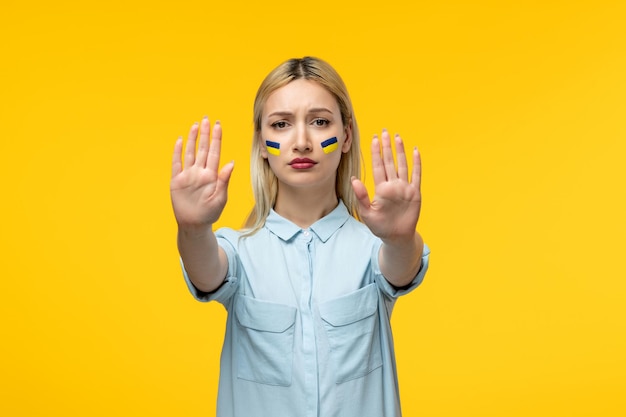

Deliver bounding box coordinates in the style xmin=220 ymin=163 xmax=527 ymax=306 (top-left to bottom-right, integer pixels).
xmin=289 ymin=158 xmax=317 ymax=169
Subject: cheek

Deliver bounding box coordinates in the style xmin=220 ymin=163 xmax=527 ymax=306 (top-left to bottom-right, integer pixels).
xmin=265 ymin=140 xmax=281 ymax=156
xmin=320 ymin=136 xmax=339 ymax=154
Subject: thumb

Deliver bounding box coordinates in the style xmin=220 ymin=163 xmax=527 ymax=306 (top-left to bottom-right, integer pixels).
xmin=215 ymin=161 xmax=235 ymax=194
xmin=351 ymin=176 xmax=371 ymax=210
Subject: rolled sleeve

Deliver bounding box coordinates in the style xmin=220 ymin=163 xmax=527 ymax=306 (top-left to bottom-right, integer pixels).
xmin=180 ymin=233 xmax=240 ymax=304
xmin=374 ymin=243 xmax=430 ymax=299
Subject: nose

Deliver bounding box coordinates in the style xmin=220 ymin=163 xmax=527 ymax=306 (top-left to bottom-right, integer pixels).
xmin=292 ymin=125 xmax=312 ymax=153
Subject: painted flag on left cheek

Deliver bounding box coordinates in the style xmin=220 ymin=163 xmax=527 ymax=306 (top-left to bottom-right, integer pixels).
xmin=265 ymin=140 xmax=280 ymax=156
xmin=321 ymin=137 xmax=338 ymax=154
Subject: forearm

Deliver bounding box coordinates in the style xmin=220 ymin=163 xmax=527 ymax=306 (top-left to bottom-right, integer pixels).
xmin=177 ymin=225 xmax=228 ymax=293
xmin=379 ymin=231 xmax=424 ymax=288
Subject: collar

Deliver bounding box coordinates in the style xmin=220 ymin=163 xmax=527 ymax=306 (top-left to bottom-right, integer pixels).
xmin=265 ymin=201 xmax=352 ymax=243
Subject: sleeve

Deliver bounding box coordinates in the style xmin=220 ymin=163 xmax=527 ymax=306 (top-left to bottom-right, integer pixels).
xmin=180 ymin=229 xmax=241 ymax=304
xmin=373 ymin=243 xmax=430 ymax=299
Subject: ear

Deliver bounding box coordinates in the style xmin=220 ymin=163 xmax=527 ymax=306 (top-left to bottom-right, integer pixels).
xmin=341 ymin=120 xmax=353 ymax=153
xmin=258 ymin=134 xmax=269 ymax=159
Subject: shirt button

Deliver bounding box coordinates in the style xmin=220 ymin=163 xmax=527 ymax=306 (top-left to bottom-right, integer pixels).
xmin=303 ymin=230 xmax=310 ymax=236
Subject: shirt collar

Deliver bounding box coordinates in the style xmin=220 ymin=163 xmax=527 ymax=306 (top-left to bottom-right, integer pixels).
xmin=265 ymin=201 xmax=352 ymax=243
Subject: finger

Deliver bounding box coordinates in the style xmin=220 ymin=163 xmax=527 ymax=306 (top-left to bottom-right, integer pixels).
xmin=411 ymin=146 xmax=422 ymax=191
xmin=171 ymin=137 xmax=183 ymax=178
xmin=351 ymin=176 xmax=371 ymax=210
xmin=206 ymin=120 xmax=222 ymax=173
xmin=371 ymin=136 xmax=386 ymax=185
xmin=215 ymin=160 xmax=235 ymax=195
xmin=381 ymin=129 xmax=398 ymax=180
xmin=184 ymin=121 xmax=199 ymax=167
xmin=395 ymin=134 xmax=408 ymax=181
xmin=196 ymin=116 xmax=211 ymax=168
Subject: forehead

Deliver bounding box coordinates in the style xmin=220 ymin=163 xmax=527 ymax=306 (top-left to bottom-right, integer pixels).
xmin=264 ymin=79 xmax=339 ymax=115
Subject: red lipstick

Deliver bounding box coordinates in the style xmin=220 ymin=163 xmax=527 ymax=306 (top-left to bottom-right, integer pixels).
xmin=289 ymin=158 xmax=317 ymax=169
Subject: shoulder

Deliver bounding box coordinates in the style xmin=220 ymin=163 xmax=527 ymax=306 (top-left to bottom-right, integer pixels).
xmin=214 ymin=227 xmax=247 ymax=255
xmin=215 ymin=226 xmax=241 ymax=242
xmin=215 ymin=226 xmax=274 ymax=251
xmin=328 ymin=216 xmax=381 ymax=256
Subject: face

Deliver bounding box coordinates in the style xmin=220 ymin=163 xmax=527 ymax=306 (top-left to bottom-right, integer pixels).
xmin=260 ymin=79 xmax=352 ymax=192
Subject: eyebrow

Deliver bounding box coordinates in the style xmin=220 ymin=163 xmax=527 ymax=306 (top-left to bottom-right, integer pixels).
xmin=266 ymin=107 xmax=334 ymax=118
xmin=308 ymin=107 xmax=333 ymax=115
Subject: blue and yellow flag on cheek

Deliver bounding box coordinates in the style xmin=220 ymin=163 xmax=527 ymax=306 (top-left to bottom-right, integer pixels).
xmin=265 ymin=140 xmax=280 ymax=156
xmin=321 ymin=137 xmax=338 ymax=154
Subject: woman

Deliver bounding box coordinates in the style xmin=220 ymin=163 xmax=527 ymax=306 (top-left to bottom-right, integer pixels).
xmin=170 ymin=56 xmax=429 ymax=417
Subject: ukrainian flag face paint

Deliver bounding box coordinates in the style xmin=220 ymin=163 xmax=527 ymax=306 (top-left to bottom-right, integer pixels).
xmin=265 ymin=140 xmax=280 ymax=156
xmin=321 ymin=137 xmax=338 ymax=154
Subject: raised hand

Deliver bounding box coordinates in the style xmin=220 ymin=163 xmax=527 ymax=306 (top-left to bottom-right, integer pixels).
xmin=351 ymin=129 xmax=421 ymax=243
xmin=171 ymin=117 xmax=234 ymax=228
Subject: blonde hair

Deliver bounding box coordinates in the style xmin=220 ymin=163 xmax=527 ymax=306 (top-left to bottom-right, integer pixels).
xmin=243 ymin=56 xmax=362 ymax=234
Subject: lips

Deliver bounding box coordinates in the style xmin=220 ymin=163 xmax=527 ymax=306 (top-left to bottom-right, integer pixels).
xmin=289 ymin=158 xmax=317 ymax=169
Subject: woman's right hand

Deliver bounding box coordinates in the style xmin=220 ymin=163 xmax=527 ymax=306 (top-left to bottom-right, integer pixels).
xmin=170 ymin=117 xmax=234 ymax=228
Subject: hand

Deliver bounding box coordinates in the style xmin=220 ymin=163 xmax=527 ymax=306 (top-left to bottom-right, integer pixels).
xmin=170 ymin=117 xmax=234 ymax=228
xmin=351 ymin=129 xmax=421 ymax=243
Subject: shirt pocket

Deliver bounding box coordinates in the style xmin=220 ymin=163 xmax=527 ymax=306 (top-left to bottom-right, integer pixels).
xmin=234 ymin=295 xmax=297 ymax=386
xmin=319 ymin=283 xmax=383 ymax=384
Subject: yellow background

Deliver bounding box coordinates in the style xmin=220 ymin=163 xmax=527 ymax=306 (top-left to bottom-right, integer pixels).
xmin=2 ymin=1 xmax=625 ymax=415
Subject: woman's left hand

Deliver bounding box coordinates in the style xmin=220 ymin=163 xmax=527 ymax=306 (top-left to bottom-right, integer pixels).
xmin=351 ymin=129 xmax=421 ymax=244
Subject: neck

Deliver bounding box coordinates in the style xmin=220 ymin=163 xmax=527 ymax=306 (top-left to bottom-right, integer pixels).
xmin=274 ymin=185 xmax=339 ymax=229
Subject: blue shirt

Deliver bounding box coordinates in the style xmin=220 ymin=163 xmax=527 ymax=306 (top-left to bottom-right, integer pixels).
xmin=182 ymin=202 xmax=430 ymax=417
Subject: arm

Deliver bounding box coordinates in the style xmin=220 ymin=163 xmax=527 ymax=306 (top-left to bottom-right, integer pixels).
xmin=170 ymin=117 xmax=234 ymax=292
xmin=351 ymin=129 xmax=424 ymax=287
xmin=378 ymin=231 xmax=424 ymax=288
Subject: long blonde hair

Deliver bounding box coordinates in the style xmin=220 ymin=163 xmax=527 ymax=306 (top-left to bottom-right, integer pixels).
xmin=243 ymin=57 xmax=361 ymax=234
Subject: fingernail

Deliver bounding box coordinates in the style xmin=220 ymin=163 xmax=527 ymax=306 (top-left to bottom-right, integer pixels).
xmin=203 ymin=115 xmax=208 ymax=120
xmin=216 ymin=120 xmax=221 ymax=125
xmin=382 ymin=128 xmax=387 ymax=133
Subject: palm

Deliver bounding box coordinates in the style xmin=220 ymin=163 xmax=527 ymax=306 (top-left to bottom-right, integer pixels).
xmin=170 ymin=118 xmax=234 ymax=227
xmin=352 ymin=130 xmax=421 ymax=242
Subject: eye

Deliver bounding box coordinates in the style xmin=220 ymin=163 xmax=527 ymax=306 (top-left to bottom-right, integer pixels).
xmin=312 ymin=118 xmax=329 ymax=127
xmin=271 ymin=121 xmax=288 ymax=129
